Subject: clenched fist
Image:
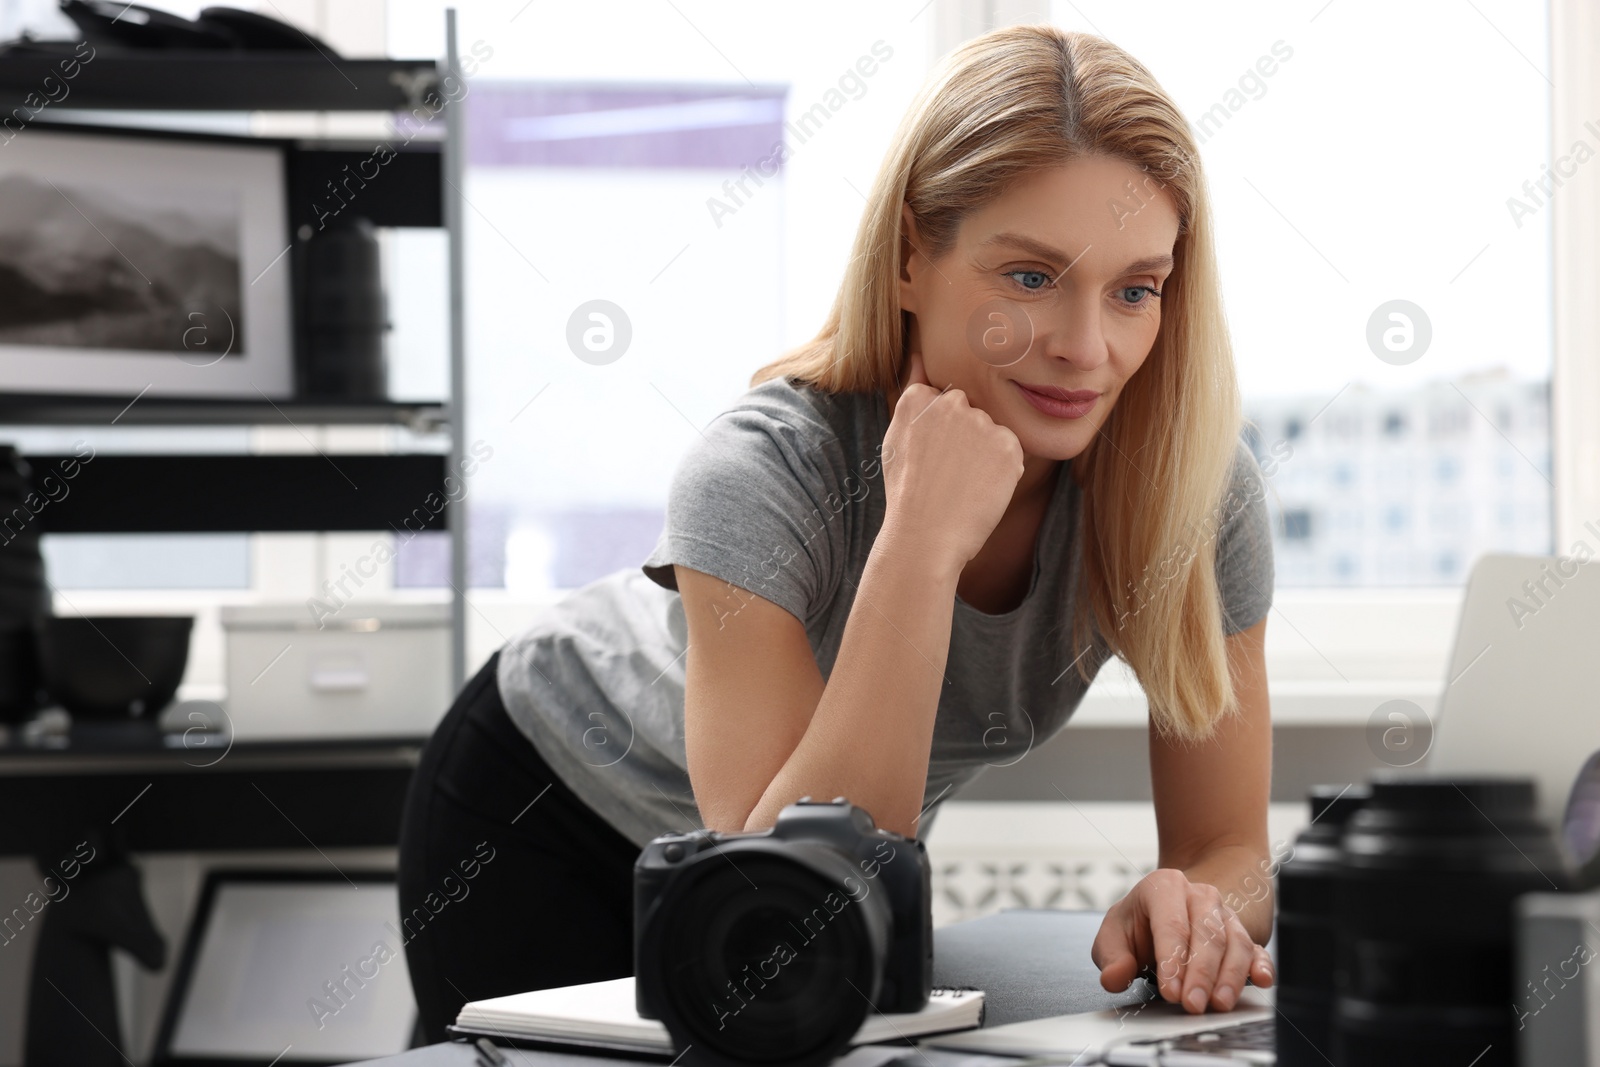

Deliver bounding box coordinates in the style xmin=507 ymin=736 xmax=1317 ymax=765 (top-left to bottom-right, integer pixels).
xmin=881 ymin=350 xmax=1025 ymax=573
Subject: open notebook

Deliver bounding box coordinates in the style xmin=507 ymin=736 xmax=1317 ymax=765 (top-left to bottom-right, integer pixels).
xmin=451 ymin=976 xmax=985 ymax=1055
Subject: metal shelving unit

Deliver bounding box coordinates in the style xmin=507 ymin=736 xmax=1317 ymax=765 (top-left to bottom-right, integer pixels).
xmin=0 ymin=9 xmax=471 ymax=690
xmin=0 ymin=53 xmax=442 ymax=110
xmin=0 ymin=396 xmax=448 ymax=430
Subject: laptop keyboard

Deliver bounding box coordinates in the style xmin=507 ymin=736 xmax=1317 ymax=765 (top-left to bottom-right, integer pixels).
xmin=1103 ymin=1017 xmax=1276 ymax=1065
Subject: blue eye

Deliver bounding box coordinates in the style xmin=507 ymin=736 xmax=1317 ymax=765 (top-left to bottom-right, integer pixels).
xmin=1006 ymin=269 xmax=1053 ymax=291
xmin=1117 ymin=285 xmax=1162 ymax=308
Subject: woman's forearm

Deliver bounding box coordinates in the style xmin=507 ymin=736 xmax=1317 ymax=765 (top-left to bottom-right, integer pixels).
xmin=742 ymin=518 xmax=961 ymax=837
xmin=1182 ymin=843 xmax=1276 ymax=945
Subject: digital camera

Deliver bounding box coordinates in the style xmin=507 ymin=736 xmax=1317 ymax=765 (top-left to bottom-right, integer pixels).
xmin=634 ymin=797 xmax=933 ymax=1067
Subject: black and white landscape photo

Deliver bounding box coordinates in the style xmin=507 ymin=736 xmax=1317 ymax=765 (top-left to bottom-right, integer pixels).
xmin=0 ymin=173 xmax=245 ymax=355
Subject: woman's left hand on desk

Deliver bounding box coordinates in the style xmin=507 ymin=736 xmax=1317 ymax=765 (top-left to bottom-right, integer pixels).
xmin=1089 ymin=867 xmax=1275 ymax=1014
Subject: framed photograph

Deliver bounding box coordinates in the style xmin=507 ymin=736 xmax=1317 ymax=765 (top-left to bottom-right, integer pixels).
xmin=0 ymin=121 xmax=293 ymax=400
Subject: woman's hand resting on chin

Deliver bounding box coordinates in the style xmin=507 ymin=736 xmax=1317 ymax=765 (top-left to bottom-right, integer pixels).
xmin=1091 ymin=867 xmax=1275 ymax=1013
xmin=880 ymin=349 xmax=1024 ymax=572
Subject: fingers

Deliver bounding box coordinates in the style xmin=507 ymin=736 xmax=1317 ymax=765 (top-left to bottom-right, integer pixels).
xmin=889 ymin=350 xmax=937 ymax=421
xmin=902 ymin=349 xmax=931 ymax=389
xmin=1250 ymin=944 xmax=1275 ymax=989
xmin=1173 ymin=887 xmax=1227 ymax=1013
xmin=1143 ymin=871 xmax=1192 ymax=1006
xmin=1116 ymin=870 xmax=1268 ymax=1015
xmin=1090 ymin=914 xmax=1142 ymax=994
xmin=991 ymin=419 xmax=1024 ymax=459
xmin=1206 ymin=915 xmax=1257 ymax=1012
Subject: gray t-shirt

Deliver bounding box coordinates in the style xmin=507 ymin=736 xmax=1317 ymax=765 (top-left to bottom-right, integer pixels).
xmin=496 ymin=376 xmax=1274 ymax=848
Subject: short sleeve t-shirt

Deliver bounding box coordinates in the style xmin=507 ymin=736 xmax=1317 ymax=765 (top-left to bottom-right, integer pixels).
xmin=494 ymin=376 xmax=1274 ymax=849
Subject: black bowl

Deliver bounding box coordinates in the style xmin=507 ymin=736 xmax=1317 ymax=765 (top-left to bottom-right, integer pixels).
xmin=0 ymin=620 xmax=44 ymax=723
xmin=0 ymin=552 xmax=47 ymax=588
xmin=38 ymin=616 xmax=193 ymax=721
xmin=0 ymin=584 xmax=48 ymax=621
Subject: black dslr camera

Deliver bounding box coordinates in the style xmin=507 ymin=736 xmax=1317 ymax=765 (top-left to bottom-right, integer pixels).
xmin=634 ymin=797 xmax=933 ymax=1067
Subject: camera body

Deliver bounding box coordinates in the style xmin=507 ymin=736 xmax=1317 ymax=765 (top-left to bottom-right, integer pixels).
xmin=634 ymin=797 xmax=933 ymax=1023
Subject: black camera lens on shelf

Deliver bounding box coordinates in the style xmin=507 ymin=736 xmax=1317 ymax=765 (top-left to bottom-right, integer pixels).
xmin=1274 ymin=783 xmax=1370 ymax=1067
xmin=1331 ymin=773 xmax=1570 ymax=1067
xmin=633 ymin=798 xmax=933 ymax=1067
xmin=295 ymin=215 xmax=390 ymax=401
xmin=0 ymin=444 xmax=49 ymax=724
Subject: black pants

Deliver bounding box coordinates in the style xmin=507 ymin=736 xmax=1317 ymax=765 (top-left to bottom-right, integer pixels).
xmin=397 ymin=649 xmax=641 ymax=1044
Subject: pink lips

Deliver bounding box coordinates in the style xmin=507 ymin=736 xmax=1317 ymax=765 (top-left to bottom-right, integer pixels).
xmin=1011 ymin=380 xmax=1100 ymax=419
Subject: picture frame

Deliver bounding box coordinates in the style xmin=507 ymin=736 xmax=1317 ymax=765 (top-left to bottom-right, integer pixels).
xmin=0 ymin=120 xmax=294 ymax=400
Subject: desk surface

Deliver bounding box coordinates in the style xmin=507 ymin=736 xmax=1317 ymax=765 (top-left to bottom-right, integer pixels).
xmin=345 ymin=909 xmax=1158 ymax=1066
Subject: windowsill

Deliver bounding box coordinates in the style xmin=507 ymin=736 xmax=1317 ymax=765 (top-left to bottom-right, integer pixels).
xmin=65 ymin=584 xmax=1469 ymax=728
xmin=1072 ymin=586 xmax=1465 ymax=728
xmin=1071 ymin=674 xmax=1443 ymax=728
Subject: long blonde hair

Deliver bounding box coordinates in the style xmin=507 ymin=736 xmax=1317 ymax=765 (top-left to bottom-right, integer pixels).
xmin=750 ymin=25 xmax=1247 ymax=742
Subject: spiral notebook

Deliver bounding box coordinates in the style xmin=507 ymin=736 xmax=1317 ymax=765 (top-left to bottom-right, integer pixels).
xmin=450 ymin=976 xmax=984 ymax=1056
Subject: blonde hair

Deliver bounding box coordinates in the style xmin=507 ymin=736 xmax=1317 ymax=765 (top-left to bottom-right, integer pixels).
xmin=751 ymin=25 xmax=1246 ymax=742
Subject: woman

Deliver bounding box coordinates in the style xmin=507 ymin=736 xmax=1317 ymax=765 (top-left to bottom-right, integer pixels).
xmin=398 ymin=23 xmax=1277 ymax=1043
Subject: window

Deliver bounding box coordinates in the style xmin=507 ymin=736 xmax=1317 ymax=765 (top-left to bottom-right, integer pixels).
xmin=1 ymin=1 xmax=1559 ymax=607
xmin=1047 ymin=0 xmax=1554 ymax=587
xmin=393 ymin=0 xmax=1555 ymax=594
xmin=1279 ymin=508 xmax=1314 ymax=541
xmin=384 ymin=1 xmax=935 ymax=593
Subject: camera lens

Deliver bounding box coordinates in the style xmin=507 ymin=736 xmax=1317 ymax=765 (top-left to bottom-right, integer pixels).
xmin=1275 ymin=783 xmax=1369 ymax=1067
xmin=637 ymin=843 xmax=890 ymax=1067
xmin=1332 ymin=774 xmax=1568 ymax=1066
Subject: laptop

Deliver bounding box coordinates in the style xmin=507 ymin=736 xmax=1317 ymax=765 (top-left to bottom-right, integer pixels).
xmin=1426 ymin=552 xmax=1600 ymax=827
xmin=923 ymin=552 xmax=1600 ymax=1064
xmin=920 ymin=985 xmax=1275 ymax=1064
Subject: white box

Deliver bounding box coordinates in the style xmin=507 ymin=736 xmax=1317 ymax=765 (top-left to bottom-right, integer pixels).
xmin=220 ymin=602 xmax=452 ymax=740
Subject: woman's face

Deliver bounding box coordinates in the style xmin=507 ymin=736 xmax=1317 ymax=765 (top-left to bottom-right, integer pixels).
xmin=898 ymin=154 xmax=1181 ymax=463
